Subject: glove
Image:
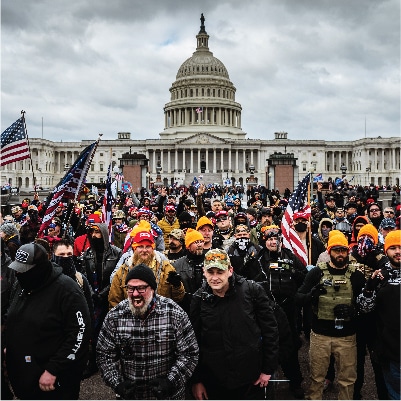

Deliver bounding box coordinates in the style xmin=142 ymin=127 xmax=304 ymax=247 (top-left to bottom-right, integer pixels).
xmin=115 ymin=380 xmax=136 ymax=399
xmin=167 ymin=271 xmax=182 ymax=287
xmin=149 ymin=377 xmax=175 ymax=399
xmin=333 ymin=304 xmax=355 ymax=319
xmin=309 ymin=283 xmax=327 ymax=301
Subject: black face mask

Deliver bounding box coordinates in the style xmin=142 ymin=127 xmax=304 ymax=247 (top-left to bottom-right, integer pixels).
xmin=16 ymin=262 xmax=52 ymax=291
xmin=180 ymin=221 xmax=193 ymax=229
xmin=294 ymin=222 xmax=308 ymax=232
xmin=91 ymin=237 xmax=104 ymax=252
xmin=53 ymin=255 xmax=76 ymax=277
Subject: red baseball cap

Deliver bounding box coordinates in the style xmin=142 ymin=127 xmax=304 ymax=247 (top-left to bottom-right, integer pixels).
xmin=132 ymin=231 xmax=155 ymax=248
xmin=165 ymin=205 xmax=176 ymax=213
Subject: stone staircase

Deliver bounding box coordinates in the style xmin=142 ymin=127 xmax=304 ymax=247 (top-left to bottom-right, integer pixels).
xmin=183 ymin=172 xmax=224 ymax=186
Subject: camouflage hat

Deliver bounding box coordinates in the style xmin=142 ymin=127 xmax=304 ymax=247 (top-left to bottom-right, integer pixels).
xmin=169 ymin=228 xmax=185 ymax=242
xmin=204 ymin=248 xmax=231 ymax=271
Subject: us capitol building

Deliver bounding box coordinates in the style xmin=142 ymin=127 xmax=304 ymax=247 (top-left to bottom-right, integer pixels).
xmin=2 ymin=15 xmax=399 ymax=194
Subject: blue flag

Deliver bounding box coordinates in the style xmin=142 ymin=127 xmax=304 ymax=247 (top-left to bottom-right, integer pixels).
xmin=191 ymin=176 xmax=200 ymax=189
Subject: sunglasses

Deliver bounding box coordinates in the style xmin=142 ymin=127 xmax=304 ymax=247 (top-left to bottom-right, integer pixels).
xmin=384 ymin=210 xmax=395 ymax=215
xmin=370 ymin=208 xmax=380 ymax=212
xmin=216 ymin=216 xmax=228 ymax=222
xmin=124 ymin=285 xmax=149 ymax=294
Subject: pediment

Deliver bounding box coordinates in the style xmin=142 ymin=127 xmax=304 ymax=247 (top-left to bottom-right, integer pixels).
xmin=177 ymin=133 xmax=230 ymax=145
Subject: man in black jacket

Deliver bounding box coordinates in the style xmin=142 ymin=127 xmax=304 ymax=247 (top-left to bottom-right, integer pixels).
xmin=5 ymin=243 xmax=91 ymax=400
xmin=190 ymin=248 xmax=279 ymax=400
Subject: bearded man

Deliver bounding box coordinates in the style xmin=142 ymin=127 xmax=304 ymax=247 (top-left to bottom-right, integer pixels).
xmin=97 ymin=264 xmax=198 ymax=400
xmin=108 ymin=231 xmax=185 ymax=309
xmin=296 ymin=230 xmax=366 ymax=400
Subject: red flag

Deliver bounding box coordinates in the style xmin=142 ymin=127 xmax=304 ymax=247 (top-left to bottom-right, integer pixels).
xmin=281 ymin=173 xmax=311 ymax=266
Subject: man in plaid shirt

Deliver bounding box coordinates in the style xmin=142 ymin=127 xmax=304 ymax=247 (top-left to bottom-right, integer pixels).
xmin=96 ymin=264 xmax=199 ymax=399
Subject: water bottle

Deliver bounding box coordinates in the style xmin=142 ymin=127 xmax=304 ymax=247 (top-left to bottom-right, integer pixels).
xmin=334 ymin=318 xmax=344 ymax=330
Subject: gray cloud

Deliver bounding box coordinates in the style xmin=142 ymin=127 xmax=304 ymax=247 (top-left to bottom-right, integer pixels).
xmin=2 ymin=0 xmax=399 ymax=142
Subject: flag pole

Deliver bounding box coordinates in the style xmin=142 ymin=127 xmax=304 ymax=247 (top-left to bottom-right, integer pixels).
xmin=21 ymin=110 xmax=37 ymax=196
xmin=307 ymin=171 xmax=312 ymax=265
xmin=62 ymin=134 xmax=103 ymax=238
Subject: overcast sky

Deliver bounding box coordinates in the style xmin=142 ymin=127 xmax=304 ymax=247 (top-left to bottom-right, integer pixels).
xmin=2 ymin=0 xmax=399 ymax=143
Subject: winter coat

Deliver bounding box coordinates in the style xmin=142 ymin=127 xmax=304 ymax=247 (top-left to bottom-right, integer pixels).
xmin=190 ymin=274 xmax=279 ymax=389
xmin=108 ymin=251 xmax=185 ymax=309
xmin=81 ymin=223 xmax=122 ymax=305
xmin=5 ymin=264 xmax=91 ymax=399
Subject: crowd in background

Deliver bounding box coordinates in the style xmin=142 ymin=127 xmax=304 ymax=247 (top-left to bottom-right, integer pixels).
xmin=1 ymin=180 xmax=400 ymax=400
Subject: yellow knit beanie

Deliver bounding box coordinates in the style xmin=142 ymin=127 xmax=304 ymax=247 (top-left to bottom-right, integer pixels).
xmin=185 ymin=228 xmax=204 ymax=248
xmin=327 ymin=230 xmax=349 ymax=253
xmin=384 ymin=230 xmax=401 ymax=253
xmin=129 ymin=220 xmax=151 ymax=237
xmin=357 ymin=223 xmax=378 ymax=245
xmin=196 ymin=216 xmax=214 ymax=231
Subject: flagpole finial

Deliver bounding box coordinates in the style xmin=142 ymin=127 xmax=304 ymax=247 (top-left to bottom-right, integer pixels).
xmin=21 ymin=110 xmax=26 ymax=116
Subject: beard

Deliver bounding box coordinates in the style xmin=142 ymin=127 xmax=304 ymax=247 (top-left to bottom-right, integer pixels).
xmin=128 ymin=292 xmax=153 ymax=317
xmin=133 ymin=252 xmax=154 ymax=267
xmin=169 ymin=242 xmax=181 ymax=251
xmin=388 ymin=254 xmax=401 ymax=269
xmin=330 ymin=253 xmax=348 ymax=268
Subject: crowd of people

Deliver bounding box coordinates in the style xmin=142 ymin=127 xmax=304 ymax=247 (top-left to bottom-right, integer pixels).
xmin=1 ymin=181 xmax=400 ymax=400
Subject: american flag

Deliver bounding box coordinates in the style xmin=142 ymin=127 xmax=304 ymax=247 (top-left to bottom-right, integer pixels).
xmin=195 ymin=107 xmax=203 ymax=114
xmin=1 ymin=117 xmax=30 ymax=166
xmin=281 ymin=173 xmax=311 ymax=266
xmin=102 ymin=164 xmax=114 ymax=240
xmin=38 ymin=141 xmax=97 ymax=237
xmin=114 ymin=172 xmax=124 ymax=181
xmin=191 ymin=176 xmax=200 ymax=189
xmin=313 ymin=173 xmax=323 ymax=183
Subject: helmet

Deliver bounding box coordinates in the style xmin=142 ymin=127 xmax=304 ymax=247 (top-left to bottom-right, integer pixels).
xmin=113 ymin=210 xmax=125 ymax=219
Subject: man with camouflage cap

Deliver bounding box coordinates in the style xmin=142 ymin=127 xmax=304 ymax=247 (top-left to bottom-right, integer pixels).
xmin=190 ymin=248 xmax=279 ymax=400
xmin=165 ymin=228 xmax=186 ymax=261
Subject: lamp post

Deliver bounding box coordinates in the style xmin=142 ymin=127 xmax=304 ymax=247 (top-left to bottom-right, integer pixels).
xmin=366 ymin=166 xmax=371 ymax=186
xmin=146 ymin=172 xmax=151 ymax=190
xmin=340 ymin=163 xmax=347 ymax=178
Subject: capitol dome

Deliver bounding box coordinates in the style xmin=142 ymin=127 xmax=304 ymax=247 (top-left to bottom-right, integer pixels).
xmin=160 ymin=13 xmax=245 ymax=141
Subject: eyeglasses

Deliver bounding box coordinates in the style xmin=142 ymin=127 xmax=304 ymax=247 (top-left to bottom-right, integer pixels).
xmin=90 ymin=228 xmax=101 ymax=234
xmin=384 ymin=210 xmax=395 ymax=215
xmin=125 ymin=285 xmax=149 ymax=293
xmin=139 ymin=215 xmax=150 ymax=219
xmin=370 ymin=208 xmax=380 ymax=212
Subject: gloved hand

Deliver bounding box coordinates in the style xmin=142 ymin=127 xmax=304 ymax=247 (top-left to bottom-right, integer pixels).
xmin=333 ymin=304 xmax=355 ymax=319
xmin=167 ymin=271 xmax=182 ymax=287
xmin=149 ymin=377 xmax=175 ymax=399
xmin=309 ymin=283 xmax=327 ymax=301
xmin=91 ymin=292 xmax=102 ymax=306
xmin=115 ymin=380 xmax=136 ymax=399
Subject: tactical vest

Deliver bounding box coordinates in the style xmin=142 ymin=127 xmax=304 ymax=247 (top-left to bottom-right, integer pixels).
xmin=315 ymin=262 xmax=356 ymax=321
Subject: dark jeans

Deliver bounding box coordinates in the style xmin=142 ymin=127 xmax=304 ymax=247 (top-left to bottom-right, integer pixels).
xmin=280 ymin=300 xmax=303 ymax=387
xmin=354 ymin=314 xmax=388 ymax=400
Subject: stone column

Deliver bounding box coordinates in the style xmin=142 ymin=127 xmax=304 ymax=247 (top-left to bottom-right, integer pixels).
xmin=213 ymin=148 xmax=217 ymax=173
xmin=175 ymin=149 xmax=178 ymax=172
xmin=190 ymin=149 xmax=194 ymax=173
xmin=235 ymin=150 xmax=239 ymax=173
xmin=167 ymin=150 xmax=171 ymax=173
